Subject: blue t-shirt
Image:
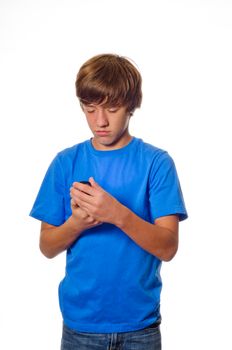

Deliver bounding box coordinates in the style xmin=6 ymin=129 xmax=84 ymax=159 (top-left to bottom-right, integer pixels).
xmin=30 ymin=137 xmax=188 ymax=333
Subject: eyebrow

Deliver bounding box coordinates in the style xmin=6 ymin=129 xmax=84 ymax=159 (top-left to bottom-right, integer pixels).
xmin=82 ymin=103 xmax=95 ymax=108
xmin=82 ymin=101 xmax=122 ymax=109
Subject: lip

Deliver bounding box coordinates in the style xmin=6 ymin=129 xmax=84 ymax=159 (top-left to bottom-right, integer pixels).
xmin=95 ymin=131 xmax=110 ymax=136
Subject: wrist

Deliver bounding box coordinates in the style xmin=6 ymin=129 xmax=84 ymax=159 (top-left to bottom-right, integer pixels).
xmin=66 ymin=215 xmax=83 ymax=235
xmin=113 ymin=203 xmax=131 ymax=229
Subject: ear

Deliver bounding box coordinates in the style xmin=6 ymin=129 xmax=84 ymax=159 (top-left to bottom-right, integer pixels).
xmin=79 ymin=101 xmax=84 ymax=111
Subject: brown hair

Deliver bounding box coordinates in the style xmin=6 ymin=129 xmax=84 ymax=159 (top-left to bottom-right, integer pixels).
xmin=75 ymin=54 xmax=142 ymax=114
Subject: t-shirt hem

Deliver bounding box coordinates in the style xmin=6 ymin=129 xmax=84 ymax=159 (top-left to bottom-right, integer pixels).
xmin=153 ymin=207 xmax=188 ymax=222
xmin=63 ymin=317 xmax=160 ymax=334
xmin=29 ymin=212 xmax=64 ymax=226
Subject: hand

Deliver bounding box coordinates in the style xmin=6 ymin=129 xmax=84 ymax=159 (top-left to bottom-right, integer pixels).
xmin=70 ymin=197 xmax=102 ymax=231
xmin=70 ymin=177 xmax=123 ymax=225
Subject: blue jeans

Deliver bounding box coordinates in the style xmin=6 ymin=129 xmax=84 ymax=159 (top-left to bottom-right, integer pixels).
xmin=61 ymin=323 xmax=161 ymax=350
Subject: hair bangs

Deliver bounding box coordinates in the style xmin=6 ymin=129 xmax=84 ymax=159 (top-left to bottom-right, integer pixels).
xmin=78 ymin=79 xmax=125 ymax=108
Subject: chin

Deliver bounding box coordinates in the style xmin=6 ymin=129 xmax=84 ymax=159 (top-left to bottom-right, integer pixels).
xmin=96 ymin=136 xmax=115 ymax=145
xmin=100 ymin=141 xmax=115 ymax=147
xmin=94 ymin=137 xmax=119 ymax=150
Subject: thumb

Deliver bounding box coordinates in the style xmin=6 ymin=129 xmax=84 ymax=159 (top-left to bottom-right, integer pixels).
xmin=89 ymin=177 xmax=101 ymax=189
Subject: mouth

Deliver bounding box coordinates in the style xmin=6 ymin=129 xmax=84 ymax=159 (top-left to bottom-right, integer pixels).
xmin=95 ymin=131 xmax=111 ymax=136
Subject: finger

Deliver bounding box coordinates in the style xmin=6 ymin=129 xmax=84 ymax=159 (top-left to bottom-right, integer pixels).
xmin=78 ymin=207 xmax=89 ymax=219
xmin=72 ymin=182 xmax=94 ymax=196
xmin=70 ymin=186 xmax=80 ymax=198
xmin=70 ymin=189 xmax=80 ymax=206
xmin=75 ymin=196 xmax=95 ymax=215
xmin=96 ymin=221 xmax=103 ymax=226
xmin=74 ymin=190 xmax=94 ymax=206
xmin=89 ymin=218 xmax=102 ymax=226
xmin=70 ymin=187 xmax=92 ymax=206
xmin=71 ymin=198 xmax=78 ymax=208
xmin=71 ymin=191 xmax=88 ymax=211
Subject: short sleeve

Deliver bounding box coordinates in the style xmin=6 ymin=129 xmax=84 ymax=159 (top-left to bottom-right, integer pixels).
xmin=149 ymin=152 xmax=188 ymax=222
xmin=29 ymin=154 xmax=66 ymax=226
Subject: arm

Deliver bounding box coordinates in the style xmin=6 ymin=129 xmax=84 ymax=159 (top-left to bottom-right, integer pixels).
xmin=71 ymin=178 xmax=179 ymax=261
xmin=115 ymin=209 xmax=179 ymax=261
xmin=40 ymin=200 xmax=102 ymax=259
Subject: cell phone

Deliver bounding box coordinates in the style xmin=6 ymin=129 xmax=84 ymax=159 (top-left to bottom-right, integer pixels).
xmin=79 ymin=180 xmax=91 ymax=186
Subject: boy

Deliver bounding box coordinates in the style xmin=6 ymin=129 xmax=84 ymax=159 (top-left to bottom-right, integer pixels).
xmin=30 ymin=54 xmax=188 ymax=350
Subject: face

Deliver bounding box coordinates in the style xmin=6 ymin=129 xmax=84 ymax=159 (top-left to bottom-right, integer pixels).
xmin=81 ymin=103 xmax=132 ymax=150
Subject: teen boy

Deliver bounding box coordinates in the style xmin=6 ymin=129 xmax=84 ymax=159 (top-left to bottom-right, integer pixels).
xmin=30 ymin=54 xmax=187 ymax=350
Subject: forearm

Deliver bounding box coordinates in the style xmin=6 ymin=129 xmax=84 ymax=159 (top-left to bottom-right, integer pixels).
xmin=40 ymin=216 xmax=83 ymax=259
xmin=115 ymin=206 xmax=178 ymax=261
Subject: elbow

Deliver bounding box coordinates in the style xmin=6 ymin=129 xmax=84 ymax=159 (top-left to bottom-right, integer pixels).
xmin=161 ymin=251 xmax=177 ymax=262
xmin=39 ymin=241 xmax=57 ymax=259
xmin=39 ymin=229 xmax=60 ymax=259
xmin=161 ymin=234 xmax=179 ymax=262
xmin=39 ymin=247 xmax=55 ymax=259
xmin=161 ymin=245 xmax=178 ymax=262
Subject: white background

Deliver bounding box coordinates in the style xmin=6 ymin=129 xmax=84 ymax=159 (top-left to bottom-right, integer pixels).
xmin=0 ymin=0 xmax=231 ymax=349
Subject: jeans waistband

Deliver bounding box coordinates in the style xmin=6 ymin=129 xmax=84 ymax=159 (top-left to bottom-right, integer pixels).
xmin=145 ymin=320 xmax=161 ymax=329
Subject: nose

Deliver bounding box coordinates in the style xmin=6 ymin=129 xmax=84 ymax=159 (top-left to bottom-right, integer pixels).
xmin=96 ymin=109 xmax=109 ymax=127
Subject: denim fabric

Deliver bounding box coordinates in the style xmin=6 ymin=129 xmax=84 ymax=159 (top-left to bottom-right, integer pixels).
xmin=61 ymin=323 xmax=161 ymax=350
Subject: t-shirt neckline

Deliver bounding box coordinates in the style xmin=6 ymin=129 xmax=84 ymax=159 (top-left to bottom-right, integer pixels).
xmin=87 ymin=137 xmax=137 ymax=156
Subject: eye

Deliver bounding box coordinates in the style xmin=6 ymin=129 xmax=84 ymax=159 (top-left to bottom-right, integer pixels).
xmin=83 ymin=104 xmax=96 ymax=113
xmin=107 ymin=107 xmax=119 ymax=113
